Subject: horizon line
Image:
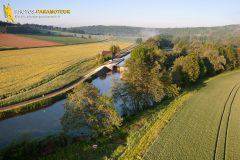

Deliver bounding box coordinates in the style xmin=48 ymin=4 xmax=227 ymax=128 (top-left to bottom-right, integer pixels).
xmin=1 ymin=21 xmax=239 ymax=29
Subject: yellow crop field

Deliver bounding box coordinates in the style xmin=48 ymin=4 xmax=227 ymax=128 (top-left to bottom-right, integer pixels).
xmin=0 ymin=40 xmax=131 ymax=106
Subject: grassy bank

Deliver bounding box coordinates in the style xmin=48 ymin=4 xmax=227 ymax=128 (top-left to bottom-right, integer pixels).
xmin=0 ymin=93 xmax=65 ymax=120
xmin=117 ymin=93 xmax=193 ymax=160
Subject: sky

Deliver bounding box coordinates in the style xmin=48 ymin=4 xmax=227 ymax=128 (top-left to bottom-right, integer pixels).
xmin=0 ymin=0 xmax=240 ymax=28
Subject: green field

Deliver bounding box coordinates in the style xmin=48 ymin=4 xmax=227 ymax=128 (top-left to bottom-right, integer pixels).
xmin=143 ymin=70 xmax=240 ymax=160
xmin=21 ymin=35 xmax=103 ymax=45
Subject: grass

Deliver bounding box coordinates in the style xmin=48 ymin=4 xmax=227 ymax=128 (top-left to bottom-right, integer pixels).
xmin=143 ymin=69 xmax=240 ymax=160
xmin=21 ymin=35 xmax=103 ymax=45
xmin=226 ymin=87 xmax=240 ymax=160
xmin=117 ymin=93 xmax=193 ymax=160
xmin=0 ymin=40 xmax=132 ymax=107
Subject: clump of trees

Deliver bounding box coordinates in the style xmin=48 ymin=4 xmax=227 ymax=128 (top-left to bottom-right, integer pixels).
xmin=219 ymin=46 xmax=239 ymax=70
xmin=171 ymin=41 xmax=239 ymax=87
xmin=113 ymin=45 xmax=179 ymax=115
xmin=154 ymin=34 xmax=174 ymax=49
xmin=171 ymin=53 xmax=205 ymax=86
xmin=61 ymin=83 xmax=122 ymax=137
xmin=144 ymin=34 xmax=174 ymax=50
xmin=114 ymin=35 xmax=240 ymax=115
xmin=202 ymin=50 xmax=226 ymax=75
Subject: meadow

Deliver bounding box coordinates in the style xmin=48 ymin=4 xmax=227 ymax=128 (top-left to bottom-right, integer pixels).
xmin=0 ymin=40 xmax=131 ymax=107
xmin=143 ymin=69 xmax=240 ymax=160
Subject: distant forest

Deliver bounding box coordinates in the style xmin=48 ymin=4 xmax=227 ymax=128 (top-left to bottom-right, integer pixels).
xmin=1 ymin=21 xmax=240 ymax=45
xmin=69 ymin=25 xmax=240 ymax=38
xmin=0 ymin=21 xmax=85 ymax=35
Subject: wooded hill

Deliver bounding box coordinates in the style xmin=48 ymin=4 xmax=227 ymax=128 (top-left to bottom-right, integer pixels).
xmin=68 ymin=25 xmax=240 ymax=38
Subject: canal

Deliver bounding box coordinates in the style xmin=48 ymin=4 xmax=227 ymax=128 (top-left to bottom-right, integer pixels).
xmin=0 ymin=54 xmax=130 ymax=148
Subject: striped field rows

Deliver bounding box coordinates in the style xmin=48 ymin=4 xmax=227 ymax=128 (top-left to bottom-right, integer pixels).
xmin=144 ymin=70 xmax=240 ymax=160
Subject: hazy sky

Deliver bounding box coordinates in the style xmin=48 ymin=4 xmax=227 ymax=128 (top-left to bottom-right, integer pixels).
xmin=1 ymin=0 xmax=240 ymax=28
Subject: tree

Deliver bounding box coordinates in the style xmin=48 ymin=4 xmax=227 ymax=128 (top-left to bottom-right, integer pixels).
xmin=145 ymin=38 xmax=160 ymax=49
xmin=88 ymin=35 xmax=92 ymax=39
xmin=61 ymin=83 xmax=122 ymax=137
xmin=173 ymin=37 xmax=190 ymax=54
xmin=219 ymin=46 xmax=239 ymax=70
xmin=155 ymin=34 xmax=174 ymax=49
xmin=171 ymin=53 xmax=201 ymax=86
xmin=203 ymin=50 xmax=226 ymax=75
xmin=136 ymin=38 xmax=143 ymax=44
xmin=110 ymin=45 xmax=120 ymax=59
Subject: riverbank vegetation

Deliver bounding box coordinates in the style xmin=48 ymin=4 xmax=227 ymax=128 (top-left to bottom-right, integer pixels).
xmin=1 ymin=34 xmax=239 ymax=160
xmin=62 ymin=83 xmax=122 ymax=137
xmin=0 ymin=94 xmax=65 ymax=120
xmin=113 ymin=35 xmax=240 ymax=116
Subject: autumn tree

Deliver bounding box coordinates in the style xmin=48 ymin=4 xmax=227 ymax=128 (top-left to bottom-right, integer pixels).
xmin=219 ymin=46 xmax=239 ymax=70
xmin=203 ymin=50 xmax=226 ymax=75
xmin=61 ymin=83 xmax=122 ymax=137
xmin=171 ymin=53 xmax=202 ymax=86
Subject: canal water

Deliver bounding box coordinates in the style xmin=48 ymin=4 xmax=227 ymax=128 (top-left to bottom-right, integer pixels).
xmin=0 ymin=54 xmax=130 ymax=148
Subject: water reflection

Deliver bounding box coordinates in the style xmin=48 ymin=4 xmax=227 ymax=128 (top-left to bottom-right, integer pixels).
xmin=0 ymin=100 xmax=65 ymax=148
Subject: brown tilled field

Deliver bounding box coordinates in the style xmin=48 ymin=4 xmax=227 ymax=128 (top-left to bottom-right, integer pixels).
xmin=0 ymin=34 xmax=62 ymax=48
